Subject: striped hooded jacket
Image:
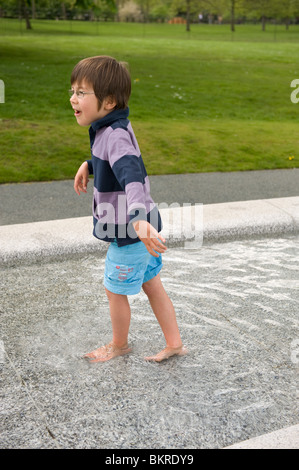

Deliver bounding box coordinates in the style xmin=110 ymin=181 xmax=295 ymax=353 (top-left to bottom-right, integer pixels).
xmin=86 ymin=107 xmax=162 ymax=246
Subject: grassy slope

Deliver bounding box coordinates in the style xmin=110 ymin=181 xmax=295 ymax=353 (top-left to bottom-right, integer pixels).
xmin=0 ymin=20 xmax=298 ymax=182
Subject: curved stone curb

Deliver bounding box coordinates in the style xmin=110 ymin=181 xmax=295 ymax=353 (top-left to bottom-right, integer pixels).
xmin=224 ymin=424 xmax=299 ymax=449
xmin=0 ymin=197 xmax=298 ymax=265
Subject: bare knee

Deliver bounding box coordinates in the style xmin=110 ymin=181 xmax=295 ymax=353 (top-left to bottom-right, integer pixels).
xmin=142 ymin=282 xmax=154 ymax=298
xmin=142 ymin=275 xmax=162 ymax=298
xmin=105 ymin=288 xmax=127 ymax=302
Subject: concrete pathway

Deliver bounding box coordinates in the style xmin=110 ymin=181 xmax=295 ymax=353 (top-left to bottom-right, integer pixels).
xmin=0 ymin=168 xmax=298 ymax=225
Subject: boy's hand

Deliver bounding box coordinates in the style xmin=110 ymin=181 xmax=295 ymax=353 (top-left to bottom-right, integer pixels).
xmin=74 ymin=161 xmax=89 ymax=195
xmin=132 ymin=220 xmax=167 ymax=257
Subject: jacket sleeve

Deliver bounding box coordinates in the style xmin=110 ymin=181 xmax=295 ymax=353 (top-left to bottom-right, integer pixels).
xmin=107 ymin=128 xmax=147 ymax=222
xmin=86 ymin=159 xmax=93 ymax=175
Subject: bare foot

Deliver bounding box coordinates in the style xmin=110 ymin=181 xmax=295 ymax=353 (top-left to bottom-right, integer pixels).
xmin=83 ymin=342 xmax=132 ymax=363
xmin=145 ymin=345 xmax=188 ymax=362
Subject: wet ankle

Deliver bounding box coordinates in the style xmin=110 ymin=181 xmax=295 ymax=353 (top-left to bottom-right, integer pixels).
xmin=166 ymin=343 xmax=183 ymax=350
xmin=113 ymin=341 xmax=129 ymax=349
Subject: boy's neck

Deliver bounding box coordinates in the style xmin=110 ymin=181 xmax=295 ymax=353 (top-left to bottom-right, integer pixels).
xmin=90 ymin=107 xmax=129 ymax=131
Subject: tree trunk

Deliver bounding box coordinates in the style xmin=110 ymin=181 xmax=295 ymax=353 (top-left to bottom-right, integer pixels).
xmin=261 ymin=15 xmax=266 ymax=31
xmin=31 ymin=0 xmax=35 ymax=19
xmin=115 ymin=0 xmax=120 ymax=22
xmin=186 ymin=0 xmax=191 ymax=32
xmin=61 ymin=2 xmax=67 ymax=21
xmin=20 ymin=0 xmax=32 ymax=29
xmin=230 ymin=0 xmax=235 ymax=32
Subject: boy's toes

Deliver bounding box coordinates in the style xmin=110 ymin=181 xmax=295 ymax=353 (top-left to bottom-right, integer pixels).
xmin=83 ymin=342 xmax=132 ymax=363
xmin=145 ymin=345 xmax=188 ymax=362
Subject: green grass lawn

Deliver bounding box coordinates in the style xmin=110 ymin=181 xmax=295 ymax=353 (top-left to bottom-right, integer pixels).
xmin=0 ymin=19 xmax=298 ymax=183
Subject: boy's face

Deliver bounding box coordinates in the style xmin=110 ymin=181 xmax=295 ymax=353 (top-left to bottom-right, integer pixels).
xmin=70 ymin=81 xmax=114 ymax=127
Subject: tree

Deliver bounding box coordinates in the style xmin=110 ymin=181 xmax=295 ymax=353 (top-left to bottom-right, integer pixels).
xmin=20 ymin=0 xmax=32 ymax=29
xmin=243 ymin=0 xmax=288 ymax=30
xmin=198 ymin=0 xmax=242 ymax=31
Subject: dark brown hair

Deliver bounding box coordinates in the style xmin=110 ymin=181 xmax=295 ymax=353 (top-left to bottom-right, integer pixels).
xmin=71 ymin=55 xmax=131 ymax=110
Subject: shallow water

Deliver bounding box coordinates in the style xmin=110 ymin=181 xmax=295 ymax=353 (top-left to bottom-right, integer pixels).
xmin=1 ymin=236 xmax=298 ymax=448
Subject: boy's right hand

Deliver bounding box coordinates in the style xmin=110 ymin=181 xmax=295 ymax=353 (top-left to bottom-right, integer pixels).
xmin=74 ymin=161 xmax=89 ymax=195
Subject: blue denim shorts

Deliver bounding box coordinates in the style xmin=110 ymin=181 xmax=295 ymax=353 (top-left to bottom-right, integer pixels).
xmin=104 ymin=240 xmax=163 ymax=295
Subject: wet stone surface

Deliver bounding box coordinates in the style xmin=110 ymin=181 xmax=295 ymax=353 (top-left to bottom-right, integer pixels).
xmin=1 ymin=236 xmax=298 ymax=449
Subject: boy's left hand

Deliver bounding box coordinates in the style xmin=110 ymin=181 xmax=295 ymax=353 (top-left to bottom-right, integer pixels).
xmin=132 ymin=220 xmax=167 ymax=257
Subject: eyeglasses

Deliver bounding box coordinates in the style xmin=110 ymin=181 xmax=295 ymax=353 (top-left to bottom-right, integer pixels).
xmin=68 ymin=89 xmax=95 ymax=99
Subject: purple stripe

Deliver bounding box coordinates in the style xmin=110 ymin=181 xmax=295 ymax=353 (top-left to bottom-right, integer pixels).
xmin=125 ymin=178 xmax=155 ymax=215
xmin=92 ymin=124 xmax=141 ymax=167
xmin=93 ymin=182 xmax=155 ymax=224
xmin=108 ymin=128 xmax=140 ymax=167
xmin=93 ymin=187 xmax=128 ymax=224
xmin=92 ymin=127 xmax=109 ymax=160
xmin=127 ymin=122 xmax=141 ymax=155
xmin=125 ymin=181 xmax=145 ymax=212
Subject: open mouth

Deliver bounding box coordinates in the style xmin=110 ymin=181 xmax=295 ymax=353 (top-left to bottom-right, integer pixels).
xmin=73 ymin=109 xmax=81 ymax=117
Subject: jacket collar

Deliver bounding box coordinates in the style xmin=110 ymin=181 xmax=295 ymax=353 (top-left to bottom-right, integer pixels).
xmin=90 ymin=107 xmax=129 ymax=132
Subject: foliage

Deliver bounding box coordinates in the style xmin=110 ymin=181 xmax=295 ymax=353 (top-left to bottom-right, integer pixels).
xmin=1 ymin=0 xmax=299 ymax=26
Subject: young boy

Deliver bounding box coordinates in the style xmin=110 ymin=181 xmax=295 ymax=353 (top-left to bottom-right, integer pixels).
xmin=71 ymin=55 xmax=187 ymax=363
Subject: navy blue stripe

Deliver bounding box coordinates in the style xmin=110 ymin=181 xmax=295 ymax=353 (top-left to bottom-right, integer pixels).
xmin=93 ymin=157 xmax=123 ymax=193
xmin=86 ymin=159 xmax=93 ymax=175
xmin=112 ymin=155 xmax=147 ymax=189
xmin=92 ymin=154 xmax=147 ymax=192
xmin=111 ymin=118 xmax=129 ymax=131
xmin=91 ymin=108 xmax=129 ymax=132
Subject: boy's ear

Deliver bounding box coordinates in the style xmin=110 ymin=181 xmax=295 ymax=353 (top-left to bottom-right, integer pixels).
xmin=104 ymin=96 xmax=117 ymax=110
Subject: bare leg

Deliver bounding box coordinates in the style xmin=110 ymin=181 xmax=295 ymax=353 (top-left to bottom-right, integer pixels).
xmin=83 ymin=289 xmax=132 ymax=363
xmin=142 ymin=274 xmax=187 ymax=362
xmin=105 ymin=288 xmax=131 ymax=348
